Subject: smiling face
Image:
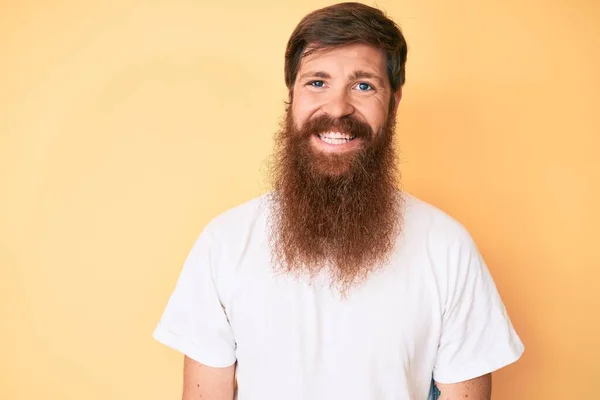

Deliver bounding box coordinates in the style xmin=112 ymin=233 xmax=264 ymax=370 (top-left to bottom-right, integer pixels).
xmin=291 ymin=43 xmax=401 ymax=161
xmin=269 ymin=2 xmax=408 ymax=292
xmin=269 ymin=43 xmax=404 ymax=291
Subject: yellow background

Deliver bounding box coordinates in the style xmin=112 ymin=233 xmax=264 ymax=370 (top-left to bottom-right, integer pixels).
xmin=1 ymin=0 xmax=598 ymax=398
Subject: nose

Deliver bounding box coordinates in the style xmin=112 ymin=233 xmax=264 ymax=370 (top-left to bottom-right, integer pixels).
xmin=321 ymin=89 xmax=355 ymax=119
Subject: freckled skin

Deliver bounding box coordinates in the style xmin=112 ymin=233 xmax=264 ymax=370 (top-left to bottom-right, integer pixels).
xmin=435 ymin=374 xmax=492 ymax=399
xmin=182 ymin=356 xmax=235 ymax=400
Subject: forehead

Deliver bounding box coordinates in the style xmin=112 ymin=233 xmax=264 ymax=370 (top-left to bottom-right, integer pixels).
xmin=299 ymin=43 xmax=388 ymax=78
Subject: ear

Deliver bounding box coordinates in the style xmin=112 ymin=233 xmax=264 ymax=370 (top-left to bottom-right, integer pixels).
xmin=392 ymin=87 xmax=403 ymax=115
xmin=284 ymin=89 xmax=294 ymax=112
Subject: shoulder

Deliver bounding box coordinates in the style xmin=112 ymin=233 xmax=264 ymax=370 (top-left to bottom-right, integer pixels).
xmin=195 ymin=194 xmax=272 ymax=259
xmin=401 ymin=192 xmax=475 ymax=248
xmin=187 ymin=194 xmax=271 ymax=294
xmin=202 ymin=194 xmax=270 ymax=237
xmin=399 ymin=194 xmax=495 ymax=309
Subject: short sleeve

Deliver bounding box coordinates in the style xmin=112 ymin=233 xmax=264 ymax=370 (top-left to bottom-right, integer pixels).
xmin=433 ymin=233 xmax=524 ymax=384
xmin=153 ymin=227 xmax=236 ymax=368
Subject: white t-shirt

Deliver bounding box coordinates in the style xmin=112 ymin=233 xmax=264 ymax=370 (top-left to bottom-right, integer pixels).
xmin=153 ymin=193 xmax=524 ymax=399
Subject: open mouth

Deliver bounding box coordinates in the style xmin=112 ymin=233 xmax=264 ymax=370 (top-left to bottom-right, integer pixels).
xmin=317 ymin=131 xmax=356 ymax=145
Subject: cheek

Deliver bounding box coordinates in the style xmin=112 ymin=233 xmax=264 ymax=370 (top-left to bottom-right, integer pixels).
xmin=352 ymin=94 xmax=390 ymax=132
xmin=363 ymin=107 xmax=388 ymax=134
xmin=290 ymin=105 xmax=305 ymax=131
xmin=291 ymin=94 xmax=317 ymax=130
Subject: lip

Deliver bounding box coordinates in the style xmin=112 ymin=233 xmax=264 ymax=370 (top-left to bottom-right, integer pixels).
xmin=310 ymin=134 xmax=363 ymax=153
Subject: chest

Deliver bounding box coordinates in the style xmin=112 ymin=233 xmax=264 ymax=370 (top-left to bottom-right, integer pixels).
xmin=226 ymin=259 xmax=442 ymax=367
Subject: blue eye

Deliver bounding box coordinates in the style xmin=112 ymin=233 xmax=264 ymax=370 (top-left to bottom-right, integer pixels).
xmin=357 ymin=82 xmax=373 ymax=91
xmin=310 ymin=80 xmax=325 ymax=88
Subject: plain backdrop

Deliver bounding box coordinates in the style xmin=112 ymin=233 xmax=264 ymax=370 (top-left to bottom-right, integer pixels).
xmin=1 ymin=0 xmax=599 ymax=398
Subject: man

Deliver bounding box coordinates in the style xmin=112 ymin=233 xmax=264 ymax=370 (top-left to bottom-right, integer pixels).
xmin=153 ymin=3 xmax=524 ymax=399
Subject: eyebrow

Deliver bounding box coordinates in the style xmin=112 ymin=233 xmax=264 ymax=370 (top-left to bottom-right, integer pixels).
xmin=298 ymin=70 xmax=386 ymax=88
xmin=298 ymin=71 xmax=332 ymax=81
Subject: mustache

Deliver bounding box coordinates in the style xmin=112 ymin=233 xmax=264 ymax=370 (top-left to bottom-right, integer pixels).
xmin=296 ymin=114 xmax=374 ymax=140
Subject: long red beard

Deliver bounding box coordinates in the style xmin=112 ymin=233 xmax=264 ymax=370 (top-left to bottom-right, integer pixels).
xmin=268 ymin=110 xmax=403 ymax=292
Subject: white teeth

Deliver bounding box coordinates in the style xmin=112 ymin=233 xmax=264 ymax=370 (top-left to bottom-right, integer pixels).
xmin=321 ymin=137 xmax=350 ymax=145
xmin=318 ymin=131 xmax=355 ymax=145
